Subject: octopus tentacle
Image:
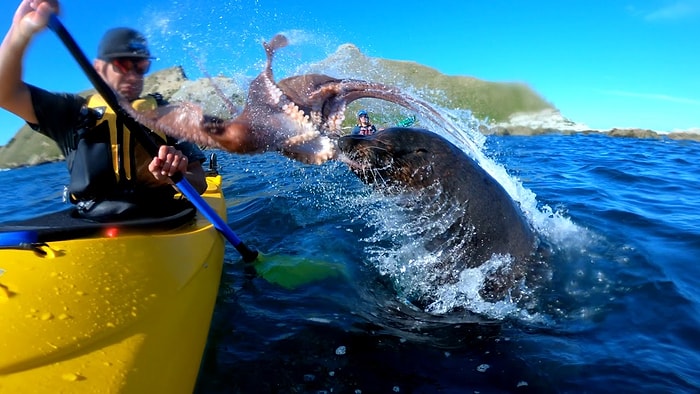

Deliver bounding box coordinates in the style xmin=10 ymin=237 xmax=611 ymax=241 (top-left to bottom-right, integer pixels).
xmin=120 ymin=99 xmax=223 ymax=149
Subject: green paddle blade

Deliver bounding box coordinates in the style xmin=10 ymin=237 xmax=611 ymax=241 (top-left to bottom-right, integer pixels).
xmin=253 ymin=253 xmax=348 ymax=290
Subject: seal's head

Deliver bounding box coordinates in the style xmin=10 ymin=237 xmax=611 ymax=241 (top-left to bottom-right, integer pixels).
xmin=338 ymin=127 xmax=462 ymax=189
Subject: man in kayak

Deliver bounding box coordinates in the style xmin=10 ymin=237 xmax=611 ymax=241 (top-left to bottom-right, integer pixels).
xmin=351 ymin=109 xmax=378 ymax=135
xmin=0 ymin=0 xmax=207 ymax=221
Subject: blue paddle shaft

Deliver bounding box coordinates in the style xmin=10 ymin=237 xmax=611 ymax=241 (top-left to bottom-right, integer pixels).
xmin=175 ymin=179 xmax=259 ymax=261
xmin=47 ymin=14 xmax=258 ymax=262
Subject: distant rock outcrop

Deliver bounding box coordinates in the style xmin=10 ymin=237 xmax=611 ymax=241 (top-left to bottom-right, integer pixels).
xmin=169 ymin=76 xmax=245 ymax=118
xmin=667 ymin=130 xmax=700 ymax=142
xmin=143 ymin=66 xmax=189 ymax=100
xmin=484 ymin=108 xmax=700 ymax=141
xmin=486 ymin=109 xmax=590 ymax=136
xmin=0 ymin=125 xmax=64 ymax=169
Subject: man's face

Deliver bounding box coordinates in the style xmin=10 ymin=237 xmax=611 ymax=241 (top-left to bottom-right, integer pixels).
xmin=359 ymin=114 xmax=370 ymax=125
xmin=95 ymin=57 xmax=150 ymax=101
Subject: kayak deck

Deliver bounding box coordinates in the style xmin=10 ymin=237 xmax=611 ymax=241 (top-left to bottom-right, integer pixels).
xmin=0 ymin=174 xmax=226 ymax=393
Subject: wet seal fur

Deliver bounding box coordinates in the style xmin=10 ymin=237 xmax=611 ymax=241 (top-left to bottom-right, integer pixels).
xmin=338 ymin=127 xmax=546 ymax=302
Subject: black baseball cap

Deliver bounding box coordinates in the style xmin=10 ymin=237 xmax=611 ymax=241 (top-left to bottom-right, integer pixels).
xmin=97 ymin=27 xmax=154 ymax=60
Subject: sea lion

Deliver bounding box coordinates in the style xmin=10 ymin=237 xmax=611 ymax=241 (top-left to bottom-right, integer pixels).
xmin=337 ymin=127 xmax=543 ymax=302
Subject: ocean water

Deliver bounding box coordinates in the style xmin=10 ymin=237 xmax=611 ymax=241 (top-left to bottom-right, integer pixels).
xmin=2 ymin=126 xmax=698 ymax=393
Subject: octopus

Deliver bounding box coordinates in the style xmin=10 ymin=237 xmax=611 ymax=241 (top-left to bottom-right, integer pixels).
xmin=124 ymin=34 xmax=451 ymax=165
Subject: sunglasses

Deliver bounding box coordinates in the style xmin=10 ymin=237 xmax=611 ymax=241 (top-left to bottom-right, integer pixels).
xmin=110 ymin=57 xmax=151 ymax=75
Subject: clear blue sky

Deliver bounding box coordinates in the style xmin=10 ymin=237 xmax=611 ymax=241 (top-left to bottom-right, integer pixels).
xmin=1 ymin=0 xmax=698 ymax=144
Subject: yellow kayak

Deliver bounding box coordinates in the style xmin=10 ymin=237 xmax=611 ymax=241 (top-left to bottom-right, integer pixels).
xmin=0 ymin=173 xmax=226 ymax=393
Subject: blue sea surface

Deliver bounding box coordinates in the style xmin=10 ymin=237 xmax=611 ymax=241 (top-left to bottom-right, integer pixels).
xmin=2 ymin=129 xmax=698 ymax=393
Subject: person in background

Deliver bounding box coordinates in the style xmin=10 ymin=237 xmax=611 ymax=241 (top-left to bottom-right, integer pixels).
xmin=351 ymin=109 xmax=378 ymax=135
xmin=0 ymin=0 xmax=207 ymax=221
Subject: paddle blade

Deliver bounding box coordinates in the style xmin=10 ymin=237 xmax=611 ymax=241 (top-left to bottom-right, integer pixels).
xmin=253 ymin=253 xmax=348 ymax=290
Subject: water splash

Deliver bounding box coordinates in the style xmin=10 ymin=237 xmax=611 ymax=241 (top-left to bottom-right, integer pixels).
xmin=295 ymin=62 xmax=589 ymax=320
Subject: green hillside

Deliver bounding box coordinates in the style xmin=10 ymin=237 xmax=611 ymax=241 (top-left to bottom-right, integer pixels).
xmin=306 ymin=43 xmax=552 ymax=126
xmin=0 ymin=124 xmax=64 ymax=168
xmin=373 ymin=59 xmax=552 ymax=122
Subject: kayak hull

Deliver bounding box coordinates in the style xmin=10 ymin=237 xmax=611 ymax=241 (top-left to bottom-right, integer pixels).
xmin=0 ymin=175 xmax=226 ymax=393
